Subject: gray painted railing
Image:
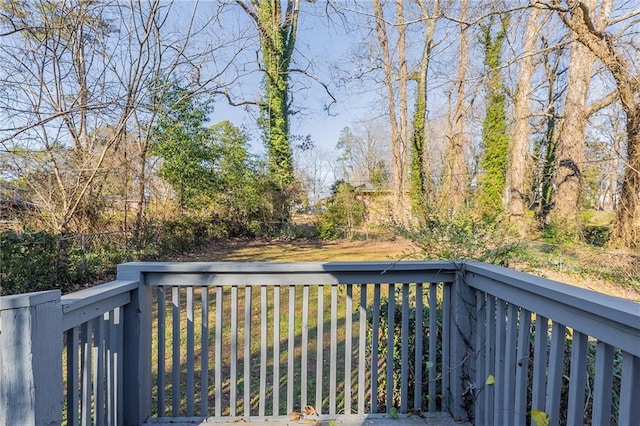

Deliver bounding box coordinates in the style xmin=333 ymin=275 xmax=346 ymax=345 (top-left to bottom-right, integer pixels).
xmin=0 ymin=278 xmax=142 ymax=426
xmin=463 ymin=262 xmax=640 ymax=426
xmin=1 ymin=260 xmax=639 ymax=425
xmin=122 ymin=261 xmax=463 ymax=423
xmin=61 ymin=279 xmax=139 ymax=425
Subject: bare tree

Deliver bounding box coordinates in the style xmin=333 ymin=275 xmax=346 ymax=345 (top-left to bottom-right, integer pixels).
xmin=0 ymin=0 xmax=124 ymax=232
xmin=508 ymin=6 xmax=543 ymax=234
xmin=336 ymin=123 xmax=390 ymax=188
xmin=0 ymin=0 xmax=222 ymax=233
xmin=545 ymin=0 xmax=640 ymax=246
xmin=410 ymin=0 xmax=442 ymax=217
xmin=371 ymin=0 xmax=410 ymax=224
xmin=443 ymin=0 xmax=469 ymax=216
xmin=116 ymin=1 xmax=226 ymax=230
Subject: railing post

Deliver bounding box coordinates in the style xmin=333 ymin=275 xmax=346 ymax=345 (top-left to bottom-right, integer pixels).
xmin=0 ymin=290 xmax=63 ymax=426
xmin=447 ymin=264 xmax=476 ymax=422
xmin=117 ymin=263 xmax=152 ymax=425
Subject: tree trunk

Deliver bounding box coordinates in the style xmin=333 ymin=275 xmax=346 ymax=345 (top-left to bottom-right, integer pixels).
xmin=508 ymin=7 xmax=541 ymax=235
xmin=395 ymin=0 xmax=409 ymax=224
xmin=410 ymin=0 xmax=440 ymax=220
xmin=478 ymin=18 xmax=509 ymax=221
xmin=372 ymin=0 xmax=409 ymax=225
xmin=550 ymin=19 xmax=593 ymax=233
xmin=551 ymin=0 xmax=638 ymax=246
xmin=237 ymin=0 xmax=298 ymax=190
xmin=551 ymin=0 xmax=615 ymax=237
xmin=445 ymin=0 xmax=468 ymax=217
xmin=614 ymin=111 xmax=640 ymax=246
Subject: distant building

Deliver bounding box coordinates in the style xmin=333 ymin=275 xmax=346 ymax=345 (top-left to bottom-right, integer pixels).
xmin=0 ymin=185 xmax=38 ymax=229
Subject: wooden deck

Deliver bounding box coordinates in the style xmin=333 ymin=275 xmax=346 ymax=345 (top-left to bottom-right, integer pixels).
xmin=144 ymin=413 xmax=471 ymax=425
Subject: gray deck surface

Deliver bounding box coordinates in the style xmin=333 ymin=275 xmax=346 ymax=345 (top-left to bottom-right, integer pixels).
xmin=145 ymin=413 xmax=472 ymax=425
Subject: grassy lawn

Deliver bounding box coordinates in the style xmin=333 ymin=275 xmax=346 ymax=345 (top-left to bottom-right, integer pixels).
xmin=167 ymin=238 xmax=419 ymax=263
xmin=150 ymin=241 xmax=446 ymax=418
xmin=169 ymin=237 xmax=640 ymax=301
xmin=152 ymin=285 xmax=442 ymax=415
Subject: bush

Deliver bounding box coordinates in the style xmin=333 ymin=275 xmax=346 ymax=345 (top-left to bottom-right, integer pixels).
xmin=400 ymin=212 xmax=520 ymax=265
xmin=583 ymin=225 xmax=610 ymax=247
xmin=317 ymin=182 xmax=366 ymax=239
xmin=0 ymin=231 xmax=68 ymax=295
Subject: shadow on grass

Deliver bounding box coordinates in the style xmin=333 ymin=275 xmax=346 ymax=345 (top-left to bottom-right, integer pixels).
xmin=150 ymin=281 xmax=445 ymax=419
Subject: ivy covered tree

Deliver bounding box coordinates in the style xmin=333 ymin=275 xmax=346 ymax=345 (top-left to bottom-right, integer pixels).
xmin=236 ymin=0 xmax=298 ymax=189
xmin=477 ymin=17 xmax=509 ymax=221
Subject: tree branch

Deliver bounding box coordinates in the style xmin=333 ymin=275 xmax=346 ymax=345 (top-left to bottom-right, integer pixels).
xmin=289 ymin=67 xmax=337 ymax=111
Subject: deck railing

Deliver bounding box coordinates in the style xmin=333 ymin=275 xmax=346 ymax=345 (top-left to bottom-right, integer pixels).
xmin=1 ymin=261 xmax=639 ymax=425
xmin=129 ymin=261 xmax=461 ymax=422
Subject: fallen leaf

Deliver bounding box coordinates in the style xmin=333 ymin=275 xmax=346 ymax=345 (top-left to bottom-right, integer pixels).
xmin=389 ymin=407 xmax=398 ymax=419
xmin=303 ymin=405 xmax=318 ymax=416
xmin=531 ymin=409 xmax=550 ymax=426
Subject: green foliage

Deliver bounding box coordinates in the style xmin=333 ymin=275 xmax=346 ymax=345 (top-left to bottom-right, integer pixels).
xmin=485 ymin=374 xmax=495 ymax=385
xmin=541 ymin=223 xmax=574 ymax=245
xmin=206 ymin=121 xmax=281 ymax=235
xmin=583 ymin=225 xmax=611 ymax=247
xmin=336 ymin=126 xmax=390 ymax=190
xmin=531 ymin=409 xmax=549 ymax=426
xmin=410 ymin=78 xmax=428 ymax=218
xmin=531 ymin=329 xmax=623 ymax=425
xmin=151 ymin=89 xmax=283 ymax=234
xmin=0 ymin=231 xmax=65 ymax=295
xmin=477 ymin=17 xmax=509 ymax=221
xmin=369 ymin=160 xmax=390 ymax=189
xmin=532 ymin=132 xmax=558 ymax=227
xmin=401 ymin=211 xmax=520 ymax=265
xmin=151 ymin=83 xmax=215 ymax=209
xmin=0 ymin=216 xmax=234 ymax=295
xmin=317 ymin=181 xmax=366 ymax=239
xmin=154 ymin=216 xmax=217 ymax=253
xmin=388 ymin=407 xmax=398 ymax=419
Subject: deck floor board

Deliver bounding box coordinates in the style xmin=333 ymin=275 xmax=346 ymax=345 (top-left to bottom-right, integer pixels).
xmin=144 ymin=412 xmax=472 ymax=426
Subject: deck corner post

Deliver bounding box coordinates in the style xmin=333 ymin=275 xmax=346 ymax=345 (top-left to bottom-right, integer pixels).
xmin=447 ymin=262 xmax=476 ymax=423
xmin=0 ymin=290 xmax=63 ymax=426
xmin=118 ymin=263 xmax=152 ymax=425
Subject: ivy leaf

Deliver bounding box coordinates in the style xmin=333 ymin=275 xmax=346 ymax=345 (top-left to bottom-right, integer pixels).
xmin=485 ymin=374 xmax=495 ymax=385
xmin=531 ymin=409 xmax=550 ymax=426
xmin=389 ymin=407 xmax=398 ymax=419
xmin=426 ymin=361 xmax=434 ymax=370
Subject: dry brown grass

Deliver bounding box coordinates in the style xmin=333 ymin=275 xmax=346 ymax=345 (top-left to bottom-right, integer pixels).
xmin=170 ymin=237 xmax=420 ymax=263
xmin=170 ymin=237 xmax=640 ymax=302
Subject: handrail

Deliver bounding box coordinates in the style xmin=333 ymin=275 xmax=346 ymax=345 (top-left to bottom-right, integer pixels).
xmin=464 ymin=261 xmax=640 ymax=426
xmin=463 ymin=261 xmax=640 ymax=356
xmin=118 ymin=260 xmax=463 ymax=422
xmin=61 ymin=279 xmax=138 ymax=331
xmin=119 ymin=260 xmax=457 ymax=286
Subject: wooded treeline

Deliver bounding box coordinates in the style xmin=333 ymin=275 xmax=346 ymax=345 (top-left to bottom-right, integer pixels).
xmin=0 ymin=0 xmax=639 ymax=248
